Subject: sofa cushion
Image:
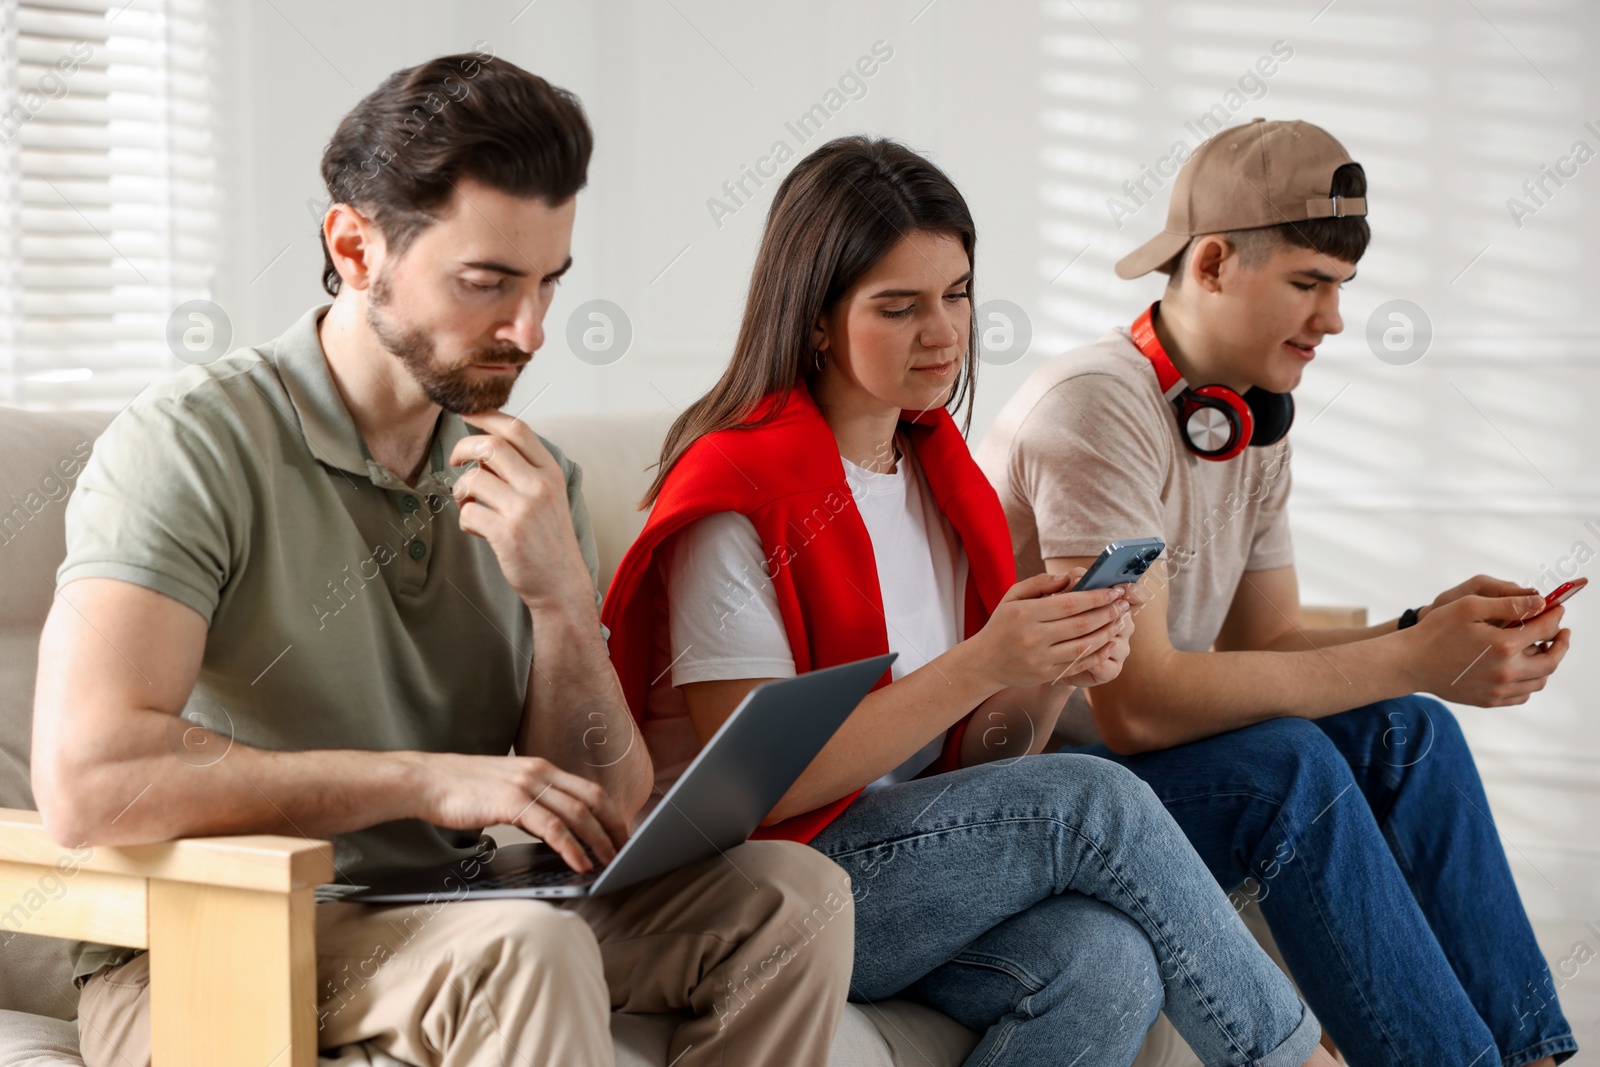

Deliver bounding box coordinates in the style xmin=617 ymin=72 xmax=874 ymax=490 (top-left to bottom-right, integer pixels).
xmin=0 ymin=409 xmax=111 ymax=610
xmin=0 ymin=1004 xmax=962 ymax=1067
xmin=0 ymin=934 xmax=79 ymax=1025
xmin=0 ymin=408 xmax=117 ymax=1021
xmin=0 ymin=1009 xmax=80 ymax=1066
xmin=856 ymin=999 xmax=979 ymax=1065
xmin=609 ymin=1004 xmax=973 ymax=1067
xmin=0 ymin=1007 xmax=417 ymax=1066
xmin=0 ymin=408 xmax=116 ymax=806
xmin=531 ymin=410 xmax=676 ymax=592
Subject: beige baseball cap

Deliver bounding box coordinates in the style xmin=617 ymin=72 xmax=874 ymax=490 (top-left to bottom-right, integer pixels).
xmin=1115 ymin=118 xmax=1366 ymax=280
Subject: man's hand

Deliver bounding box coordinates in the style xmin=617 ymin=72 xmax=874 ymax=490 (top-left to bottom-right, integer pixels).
xmin=449 ymin=410 xmax=592 ymax=612
xmin=1405 ymin=592 xmax=1570 ymax=706
xmin=412 ymin=751 xmax=631 ymax=874
xmin=451 ymin=411 xmax=655 ymax=823
xmin=1419 ymin=574 xmax=1538 ymax=624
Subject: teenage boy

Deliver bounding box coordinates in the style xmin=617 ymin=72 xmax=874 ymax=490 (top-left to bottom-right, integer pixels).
xmin=33 ymin=55 xmax=852 ymax=1067
xmin=977 ymin=119 xmax=1575 ymax=1067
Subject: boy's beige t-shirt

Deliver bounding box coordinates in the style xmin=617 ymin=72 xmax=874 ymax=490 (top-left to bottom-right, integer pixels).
xmin=975 ymin=325 xmax=1296 ymax=676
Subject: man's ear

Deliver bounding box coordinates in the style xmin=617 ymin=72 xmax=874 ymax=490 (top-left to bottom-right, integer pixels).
xmin=1186 ymin=234 xmax=1231 ymax=295
xmin=324 ymin=203 xmax=383 ymax=293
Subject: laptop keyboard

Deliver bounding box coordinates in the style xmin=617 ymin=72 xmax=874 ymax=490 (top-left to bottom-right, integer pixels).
xmin=470 ymin=864 xmax=592 ymax=891
xmin=468 ymin=842 xmax=604 ymax=891
xmin=316 ymin=842 xmax=605 ymax=902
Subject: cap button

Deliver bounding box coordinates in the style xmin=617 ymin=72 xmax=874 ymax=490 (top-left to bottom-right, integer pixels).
xmin=1251 ymin=116 xmax=1265 ymax=123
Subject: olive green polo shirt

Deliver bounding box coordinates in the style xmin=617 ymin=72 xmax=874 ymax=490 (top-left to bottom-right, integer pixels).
xmin=57 ymin=305 xmax=604 ymax=978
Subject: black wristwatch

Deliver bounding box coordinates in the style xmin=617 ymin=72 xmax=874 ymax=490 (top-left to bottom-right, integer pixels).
xmin=1398 ymin=606 xmax=1422 ymax=630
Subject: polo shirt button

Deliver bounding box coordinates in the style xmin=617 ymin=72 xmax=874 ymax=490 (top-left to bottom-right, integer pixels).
xmin=408 ymin=540 xmax=427 ymax=560
xmin=400 ymin=495 xmax=420 ymax=513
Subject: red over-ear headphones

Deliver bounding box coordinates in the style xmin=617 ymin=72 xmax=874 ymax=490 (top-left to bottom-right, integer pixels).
xmin=1128 ymin=302 xmax=1294 ymax=462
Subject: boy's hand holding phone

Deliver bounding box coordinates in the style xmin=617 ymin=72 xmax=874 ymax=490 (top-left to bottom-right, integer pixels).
xmin=1412 ymin=573 xmax=1580 ymax=628
xmin=1415 ymin=573 xmax=1583 ymax=642
xmin=1403 ymin=586 xmax=1571 ymax=707
xmin=1514 ymin=578 xmax=1585 ymax=628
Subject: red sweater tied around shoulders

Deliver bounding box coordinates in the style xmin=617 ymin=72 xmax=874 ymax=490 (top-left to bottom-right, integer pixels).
xmin=601 ymin=384 xmax=1016 ymax=843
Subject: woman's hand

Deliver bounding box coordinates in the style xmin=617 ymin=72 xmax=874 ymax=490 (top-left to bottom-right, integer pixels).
xmin=968 ymin=570 xmax=1133 ymax=690
xmin=1055 ymin=568 xmax=1149 ymax=688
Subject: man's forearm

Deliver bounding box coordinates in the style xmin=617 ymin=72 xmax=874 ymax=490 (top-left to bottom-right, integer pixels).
xmin=519 ymin=604 xmax=653 ymax=817
xmin=38 ymin=714 xmax=423 ymax=848
xmin=1254 ymin=619 xmax=1400 ymax=652
xmin=1093 ymin=631 xmax=1420 ymax=752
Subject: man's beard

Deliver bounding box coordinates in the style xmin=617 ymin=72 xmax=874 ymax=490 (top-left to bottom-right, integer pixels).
xmin=367 ymin=271 xmax=529 ymax=415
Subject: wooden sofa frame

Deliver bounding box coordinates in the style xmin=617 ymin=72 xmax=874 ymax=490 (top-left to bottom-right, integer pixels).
xmin=0 ymin=808 xmax=333 ymax=1066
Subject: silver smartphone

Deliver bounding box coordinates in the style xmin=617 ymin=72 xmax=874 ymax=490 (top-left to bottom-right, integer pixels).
xmin=1075 ymin=537 xmax=1165 ymax=591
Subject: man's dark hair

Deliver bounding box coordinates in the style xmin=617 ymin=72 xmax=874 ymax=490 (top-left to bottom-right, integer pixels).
xmin=1167 ymin=162 xmax=1369 ymax=285
xmin=319 ymin=52 xmax=593 ymax=296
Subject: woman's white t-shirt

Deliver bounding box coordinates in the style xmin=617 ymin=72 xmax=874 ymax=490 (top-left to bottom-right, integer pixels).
xmin=644 ymin=435 xmax=970 ymax=792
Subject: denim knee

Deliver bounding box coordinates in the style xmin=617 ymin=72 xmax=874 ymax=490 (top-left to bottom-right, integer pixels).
xmin=1322 ymin=694 xmax=1474 ymax=786
xmin=1075 ymin=898 xmax=1165 ymax=1019
xmin=1219 ymin=717 xmax=1352 ymax=804
xmin=1015 ymin=751 xmax=1163 ymax=816
xmin=950 ymin=894 xmax=1164 ymax=1033
xmin=1376 ymin=694 xmax=1466 ymax=767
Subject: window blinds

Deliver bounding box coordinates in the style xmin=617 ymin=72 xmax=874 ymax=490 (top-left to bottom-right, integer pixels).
xmin=1 ymin=0 xmax=216 ymax=410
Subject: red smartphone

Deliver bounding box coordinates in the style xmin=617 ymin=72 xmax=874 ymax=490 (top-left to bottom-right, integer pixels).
xmin=1519 ymin=577 xmax=1585 ymax=625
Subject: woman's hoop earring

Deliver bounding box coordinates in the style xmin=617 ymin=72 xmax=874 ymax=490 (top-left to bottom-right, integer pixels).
xmin=814 ymin=349 xmax=825 ymax=372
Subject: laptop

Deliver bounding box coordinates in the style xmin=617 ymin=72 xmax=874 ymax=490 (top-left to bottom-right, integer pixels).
xmin=332 ymin=652 xmax=896 ymax=903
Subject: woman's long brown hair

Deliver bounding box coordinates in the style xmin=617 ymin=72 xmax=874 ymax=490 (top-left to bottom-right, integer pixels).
xmin=638 ymin=136 xmax=979 ymax=509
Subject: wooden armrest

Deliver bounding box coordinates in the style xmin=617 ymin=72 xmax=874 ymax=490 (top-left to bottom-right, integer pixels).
xmin=1301 ymin=605 xmax=1369 ymax=630
xmin=0 ymin=808 xmax=333 ymax=892
xmin=0 ymin=807 xmax=332 ymax=948
xmin=0 ymin=807 xmax=330 ymax=1067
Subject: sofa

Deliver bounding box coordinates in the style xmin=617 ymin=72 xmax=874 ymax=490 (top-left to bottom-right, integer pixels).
xmin=0 ymin=401 xmax=1314 ymax=1066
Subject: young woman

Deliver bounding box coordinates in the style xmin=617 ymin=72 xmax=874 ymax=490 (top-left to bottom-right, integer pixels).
xmin=603 ymin=137 xmax=1333 ymax=1067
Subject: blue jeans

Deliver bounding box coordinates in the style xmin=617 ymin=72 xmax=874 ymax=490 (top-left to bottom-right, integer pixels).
xmin=1067 ymin=696 xmax=1577 ymax=1067
xmin=808 ymin=753 xmax=1323 ymax=1067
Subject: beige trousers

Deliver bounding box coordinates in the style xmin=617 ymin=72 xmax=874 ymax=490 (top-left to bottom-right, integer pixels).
xmin=77 ymin=841 xmax=854 ymax=1067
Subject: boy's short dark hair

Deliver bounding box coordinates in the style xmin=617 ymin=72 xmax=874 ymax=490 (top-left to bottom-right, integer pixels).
xmin=318 ymin=52 xmax=592 ymax=296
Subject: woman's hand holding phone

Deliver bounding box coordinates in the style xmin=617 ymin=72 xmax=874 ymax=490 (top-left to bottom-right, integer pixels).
xmin=1061 ymin=568 xmax=1153 ymax=687
xmin=969 ymin=570 xmax=1138 ymax=691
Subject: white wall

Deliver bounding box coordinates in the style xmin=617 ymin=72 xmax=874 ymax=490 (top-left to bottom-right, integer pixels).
xmin=211 ymin=0 xmax=1600 ymax=1030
